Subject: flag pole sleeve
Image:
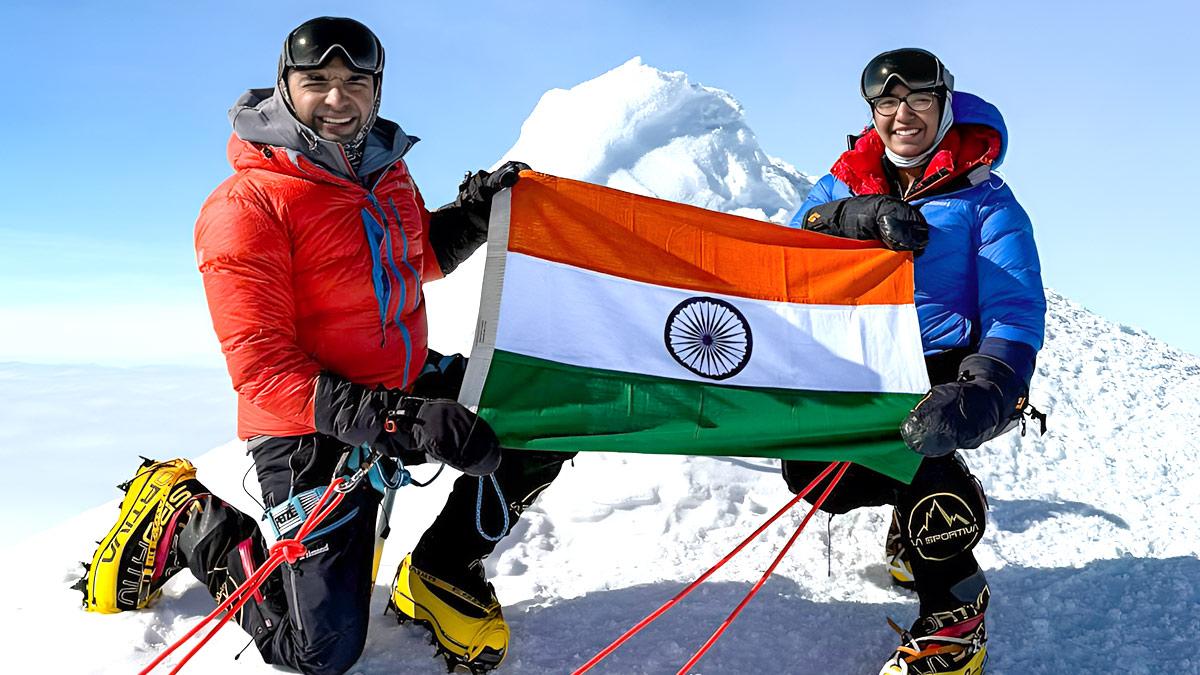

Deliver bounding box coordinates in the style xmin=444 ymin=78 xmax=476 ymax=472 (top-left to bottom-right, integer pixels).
xmin=459 ymin=187 xmax=514 ymax=410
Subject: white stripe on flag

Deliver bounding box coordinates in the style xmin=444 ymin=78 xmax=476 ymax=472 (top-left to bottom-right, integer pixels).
xmin=495 ymin=252 xmax=930 ymax=394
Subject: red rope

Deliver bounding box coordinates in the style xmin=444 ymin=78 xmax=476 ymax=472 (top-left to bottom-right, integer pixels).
xmin=675 ymin=461 xmax=850 ymax=674
xmin=571 ymin=461 xmax=844 ymax=675
xmin=137 ymin=477 xmax=349 ymax=675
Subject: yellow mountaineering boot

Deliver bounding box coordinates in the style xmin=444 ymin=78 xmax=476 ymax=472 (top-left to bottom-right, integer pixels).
xmin=388 ymin=553 xmax=509 ymax=672
xmin=73 ymin=458 xmax=206 ymax=613
xmin=886 ymin=507 xmax=916 ymax=590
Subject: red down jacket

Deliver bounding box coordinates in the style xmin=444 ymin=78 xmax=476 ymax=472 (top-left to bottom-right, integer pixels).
xmin=195 ymin=133 xmax=442 ymax=440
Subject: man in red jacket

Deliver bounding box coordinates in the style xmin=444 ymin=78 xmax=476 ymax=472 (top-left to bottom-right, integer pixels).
xmin=75 ymin=17 xmax=548 ymax=675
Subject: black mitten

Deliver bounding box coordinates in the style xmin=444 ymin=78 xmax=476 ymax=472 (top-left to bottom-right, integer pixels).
xmin=384 ymin=397 xmax=501 ymax=476
xmin=900 ymin=354 xmax=1027 ymax=457
xmin=802 ymin=195 xmax=929 ymax=256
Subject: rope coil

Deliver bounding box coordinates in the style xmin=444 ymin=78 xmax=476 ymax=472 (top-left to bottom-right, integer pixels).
xmin=475 ymin=473 xmax=510 ymax=542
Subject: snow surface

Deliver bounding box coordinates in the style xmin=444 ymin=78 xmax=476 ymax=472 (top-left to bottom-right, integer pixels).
xmin=2 ymin=60 xmax=1199 ymax=674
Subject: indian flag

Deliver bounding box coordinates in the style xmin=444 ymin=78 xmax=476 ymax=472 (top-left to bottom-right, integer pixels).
xmin=460 ymin=172 xmax=929 ymax=482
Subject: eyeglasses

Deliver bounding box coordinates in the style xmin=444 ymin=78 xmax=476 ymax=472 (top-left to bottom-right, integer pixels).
xmin=284 ymin=17 xmax=384 ymax=74
xmin=870 ymin=92 xmax=938 ymax=116
xmin=860 ymin=48 xmax=953 ymax=99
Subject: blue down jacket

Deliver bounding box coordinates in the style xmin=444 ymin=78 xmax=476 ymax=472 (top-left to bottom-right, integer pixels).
xmin=788 ymin=91 xmax=1045 ymax=381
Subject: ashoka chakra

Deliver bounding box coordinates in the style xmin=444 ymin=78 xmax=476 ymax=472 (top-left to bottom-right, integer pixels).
xmin=664 ymin=296 xmax=752 ymax=380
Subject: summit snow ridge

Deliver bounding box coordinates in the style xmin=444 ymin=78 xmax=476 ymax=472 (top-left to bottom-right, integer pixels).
xmin=3 ymin=60 xmax=1198 ymax=674
xmin=495 ymin=57 xmax=814 ymax=223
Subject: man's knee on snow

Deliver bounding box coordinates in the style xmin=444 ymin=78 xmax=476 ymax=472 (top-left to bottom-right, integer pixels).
xmin=294 ymin=626 xmax=369 ymax=675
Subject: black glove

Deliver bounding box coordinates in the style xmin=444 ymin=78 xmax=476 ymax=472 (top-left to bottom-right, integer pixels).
xmin=801 ymin=195 xmax=929 ymax=256
xmin=900 ymin=354 xmax=1027 ymax=457
xmin=383 ymin=397 xmax=501 ymax=476
xmin=428 ymin=161 xmax=532 ymax=275
xmin=312 ymin=373 xmax=501 ymax=475
xmin=455 ymin=161 xmax=532 ymax=209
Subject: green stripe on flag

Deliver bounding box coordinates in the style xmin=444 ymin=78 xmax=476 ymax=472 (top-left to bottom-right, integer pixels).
xmin=477 ymin=350 xmax=924 ymax=483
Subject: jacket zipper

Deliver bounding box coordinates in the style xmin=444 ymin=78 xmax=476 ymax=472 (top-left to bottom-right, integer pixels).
xmin=906 ymin=171 xmax=993 ymax=205
xmin=368 ymin=192 xmax=414 ymax=315
xmin=903 ymin=168 xmax=951 ymax=201
xmin=336 ymin=144 xmax=358 ymax=183
xmin=289 ymin=565 xmax=305 ymax=643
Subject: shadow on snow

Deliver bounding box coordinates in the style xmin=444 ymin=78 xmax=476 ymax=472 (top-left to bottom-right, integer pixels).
xmin=348 ymin=555 xmax=1199 ymax=674
xmin=988 ymin=497 xmax=1130 ymax=532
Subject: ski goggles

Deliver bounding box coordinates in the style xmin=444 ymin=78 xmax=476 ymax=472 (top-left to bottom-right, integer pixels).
xmin=283 ymin=17 xmax=384 ymax=74
xmin=860 ymin=48 xmax=953 ymax=100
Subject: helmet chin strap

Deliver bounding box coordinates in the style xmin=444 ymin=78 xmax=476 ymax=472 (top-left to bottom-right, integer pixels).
xmin=885 ymin=90 xmax=955 ymax=169
xmin=341 ymin=83 xmax=381 ymax=171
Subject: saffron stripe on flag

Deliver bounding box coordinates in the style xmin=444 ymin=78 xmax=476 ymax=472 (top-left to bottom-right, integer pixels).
xmin=507 ymin=172 xmax=915 ymax=306
xmin=476 ymin=349 xmax=924 ymax=483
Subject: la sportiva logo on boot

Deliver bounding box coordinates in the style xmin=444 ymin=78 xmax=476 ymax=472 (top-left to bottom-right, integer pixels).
xmin=907 ymin=493 xmax=980 ymax=562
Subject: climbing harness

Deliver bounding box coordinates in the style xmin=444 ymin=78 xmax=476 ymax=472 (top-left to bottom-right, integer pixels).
xmin=138 ymin=447 xmax=384 ymax=674
xmin=138 ymin=434 xmax=508 ymax=674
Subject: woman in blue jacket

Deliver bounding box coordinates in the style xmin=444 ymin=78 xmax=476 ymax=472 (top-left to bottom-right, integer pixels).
xmin=783 ymin=48 xmax=1046 ymax=675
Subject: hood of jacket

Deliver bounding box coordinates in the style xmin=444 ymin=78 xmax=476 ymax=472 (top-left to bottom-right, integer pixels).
xmin=227 ymin=86 xmax=417 ymax=182
xmin=948 ymin=91 xmax=1008 ymax=166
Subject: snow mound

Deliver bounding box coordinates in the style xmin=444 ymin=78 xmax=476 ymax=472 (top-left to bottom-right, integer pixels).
xmin=974 ymin=290 xmax=1200 ymax=564
xmin=495 ymin=57 xmax=813 ymax=223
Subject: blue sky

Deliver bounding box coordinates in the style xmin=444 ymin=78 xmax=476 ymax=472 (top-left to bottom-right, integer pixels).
xmin=1 ymin=0 xmax=1198 ymax=363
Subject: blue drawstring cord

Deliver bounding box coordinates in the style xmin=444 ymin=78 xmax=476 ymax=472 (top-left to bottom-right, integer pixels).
xmin=379 ymin=453 xmax=412 ymax=490
xmin=475 ymin=474 xmax=509 ymax=542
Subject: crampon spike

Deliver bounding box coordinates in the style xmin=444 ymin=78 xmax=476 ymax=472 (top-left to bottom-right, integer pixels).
xmin=70 ymin=567 xmax=89 ymax=597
